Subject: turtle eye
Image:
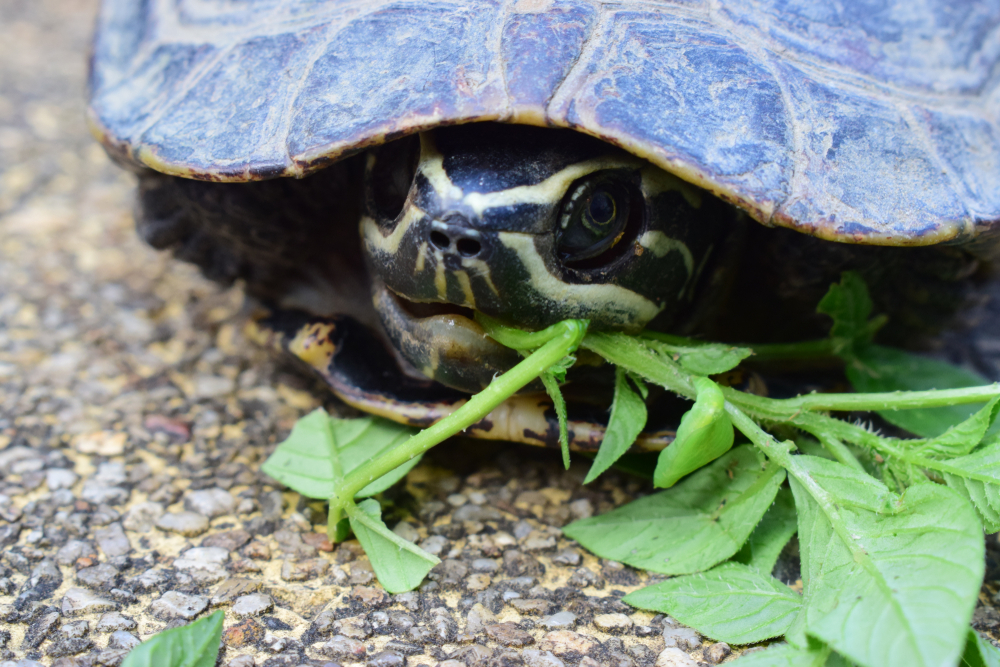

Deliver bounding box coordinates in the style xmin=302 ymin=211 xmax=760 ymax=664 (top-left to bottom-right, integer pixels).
xmin=557 ymin=176 xmax=635 ymax=267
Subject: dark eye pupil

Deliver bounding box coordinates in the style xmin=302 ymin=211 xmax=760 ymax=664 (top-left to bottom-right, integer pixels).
xmin=588 ymin=192 xmax=615 ymax=224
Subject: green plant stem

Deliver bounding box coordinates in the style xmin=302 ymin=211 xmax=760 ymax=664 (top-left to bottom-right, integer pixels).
xmin=814 ymin=431 xmax=866 ymax=472
xmin=780 ymin=384 xmax=1000 ymax=412
xmin=582 ymin=332 xmax=696 ymax=398
xmin=329 ymin=319 xmax=587 ymax=512
xmin=724 ymin=402 xmax=893 ymax=568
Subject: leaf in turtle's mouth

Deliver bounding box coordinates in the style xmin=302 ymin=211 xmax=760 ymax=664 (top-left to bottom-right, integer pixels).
xmin=371 ymin=280 xmax=523 ymax=392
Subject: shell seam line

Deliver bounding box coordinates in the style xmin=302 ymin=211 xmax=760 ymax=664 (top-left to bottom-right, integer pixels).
xmin=544 ymin=1 xmax=606 ymax=121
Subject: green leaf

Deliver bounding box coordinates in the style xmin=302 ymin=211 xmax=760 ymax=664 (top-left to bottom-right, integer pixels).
xmin=623 ymin=562 xmax=801 ymax=644
xmin=790 ymin=456 xmax=984 ymax=667
xmin=816 ymin=271 xmax=884 ymax=350
xmin=654 ymin=377 xmax=734 ymax=488
xmin=346 ymin=499 xmax=440 ymax=593
xmin=640 ymin=334 xmax=753 ymax=375
xmin=585 ymin=367 xmax=649 ymax=484
xmin=917 ymin=396 xmax=1000 ymax=459
xmin=540 ymin=370 xmax=571 ymax=469
xmin=121 ymin=609 xmax=223 ymax=667
xmin=732 ymin=486 xmax=797 ymax=574
xmin=937 ymin=441 xmax=1000 ymax=532
xmin=961 ymin=629 xmax=1000 ymax=667
xmin=848 ymin=345 xmax=992 ymax=437
xmin=726 ymin=642 xmax=833 ymax=666
xmin=564 ymin=445 xmax=785 ymax=575
xmin=261 ymin=410 xmax=419 ymax=501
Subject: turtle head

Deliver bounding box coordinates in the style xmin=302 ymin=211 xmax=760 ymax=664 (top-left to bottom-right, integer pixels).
xmin=362 ymin=123 xmax=731 ymax=392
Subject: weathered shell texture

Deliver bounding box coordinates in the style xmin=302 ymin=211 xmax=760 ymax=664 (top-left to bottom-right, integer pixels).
xmin=89 ymin=0 xmax=1000 ymax=245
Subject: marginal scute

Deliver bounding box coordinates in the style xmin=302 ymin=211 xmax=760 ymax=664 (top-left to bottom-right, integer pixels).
xmin=89 ymin=0 xmax=1000 ymax=244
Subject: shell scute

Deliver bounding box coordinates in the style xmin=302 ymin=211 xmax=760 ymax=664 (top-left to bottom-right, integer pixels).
xmin=89 ymin=0 xmax=1000 ymax=243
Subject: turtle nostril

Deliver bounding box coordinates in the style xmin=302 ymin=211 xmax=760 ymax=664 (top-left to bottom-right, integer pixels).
xmin=430 ymin=231 xmax=450 ymax=250
xmin=456 ymin=238 xmax=482 ymax=257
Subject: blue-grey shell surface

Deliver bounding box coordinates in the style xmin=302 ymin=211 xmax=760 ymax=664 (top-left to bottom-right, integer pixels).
xmin=88 ymin=0 xmax=1000 ymax=246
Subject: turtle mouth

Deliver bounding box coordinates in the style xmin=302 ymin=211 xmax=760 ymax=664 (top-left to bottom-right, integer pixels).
xmin=371 ymin=279 xmax=523 ymax=393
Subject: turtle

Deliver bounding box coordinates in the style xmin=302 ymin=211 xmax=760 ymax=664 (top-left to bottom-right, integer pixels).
xmin=87 ymin=0 xmax=1000 ymax=451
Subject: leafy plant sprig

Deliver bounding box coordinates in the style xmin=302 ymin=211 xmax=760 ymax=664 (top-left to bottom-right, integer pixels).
xmin=120 ymin=610 xmax=223 ymax=667
xmin=262 ymin=273 xmax=1000 ymax=667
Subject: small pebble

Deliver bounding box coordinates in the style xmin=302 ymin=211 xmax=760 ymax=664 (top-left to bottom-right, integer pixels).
xmin=222 ymin=619 xmax=265 ymax=648
xmin=551 ymin=549 xmax=581 ymax=566
xmin=471 ymin=558 xmax=498 ymax=573
xmin=393 ymin=522 xmax=421 ymax=543
xmin=149 ymin=591 xmax=209 ymax=620
xmin=184 ymin=488 xmax=236 ymax=518
xmin=523 ymin=531 xmax=556 ymax=552
xmin=94 ymin=522 xmax=131 ymax=557
xmin=368 ymin=650 xmax=406 ymax=667
xmin=156 ymin=511 xmax=210 ymax=536
xmin=122 ymin=502 xmax=165 ymax=532
xmin=96 ymin=612 xmax=136 ymax=632
xmin=485 ymin=623 xmax=534 ymax=647
xmin=76 ymin=563 xmax=119 ymax=589
xmin=203 ymin=529 xmax=252 ymax=551
xmin=465 ymin=574 xmax=491 ymax=591
xmin=80 ymin=481 xmax=129 ymax=506
xmin=336 ymin=615 xmax=373 ymax=640
xmin=46 ymin=469 xmax=78 ymax=490
xmin=568 ymin=499 xmax=593 ymax=520
xmin=419 ymin=535 xmax=449 ymax=556
xmin=320 ymin=635 xmax=367 ymax=660
xmin=541 ymin=630 xmax=597 ymax=656
xmin=522 ymin=650 xmax=566 ymax=667
xmin=593 ymin=613 xmax=632 ymax=633
xmin=60 ymin=621 xmax=89 ymax=638
xmin=62 ymin=588 xmax=116 ymax=617
xmin=227 ymin=656 xmax=257 ymax=667
xmin=108 ymin=631 xmax=141 ymax=651
xmin=655 ymin=648 xmax=699 ymax=667
xmin=231 ymin=593 xmax=273 ymax=618
xmin=212 ymin=578 xmax=262 ymax=605
xmin=702 ymin=643 xmax=731 ymax=664
xmin=540 ymin=612 xmax=577 ymax=630
xmin=511 ymin=599 xmax=551 ymax=615
xmin=281 ymin=558 xmax=330 ymax=581
xmin=662 ymin=626 xmax=701 ymax=650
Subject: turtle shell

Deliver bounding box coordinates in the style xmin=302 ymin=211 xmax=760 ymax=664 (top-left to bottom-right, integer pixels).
xmin=89 ymin=0 xmax=1000 ymax=246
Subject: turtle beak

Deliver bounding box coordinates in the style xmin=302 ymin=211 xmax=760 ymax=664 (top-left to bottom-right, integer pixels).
xmin=371 ymin=278 xmax=522 ymax=393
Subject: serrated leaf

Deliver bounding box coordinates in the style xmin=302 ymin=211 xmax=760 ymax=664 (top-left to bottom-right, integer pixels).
xmin=261 ymin=410 xmax=419 ymax=500
xmin=347 ymin=499 xmax=440 ymax=593
xmin=640 ymin=333 xmax=752 ymax=375
xmin=624 ymin=562 xmax=801 ymax=644
xmin=937 ymin=441 xmax=1000 ymax=532
xmin=585 ymin=367 xmax=648 ymax=484
xmin=961 ymin=628 xmax=1000 ymax=667
xmin=121 ymin=609 xmax=223 ymax=667
xmin=654 ymin=377 xmax=734 ymax=488
xmin=726 ymin=641 xmax=833 ymax=666
xmin=848 ymin=345 xmax=992 ymax=438
xmin=791 ymin=456 xmax=984 ymax=667
xmin=816 ymin=271 xmax=878 ymax=347
xmin=565 ymin=445 xmax=785 ymax=575
xmin=917 ymin=396 xmax=1000 ymax=459
xmin=540 ymin=370 xmax=571 ymax=469
xmin=733 ymin=486 xmax=797 ymax=574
